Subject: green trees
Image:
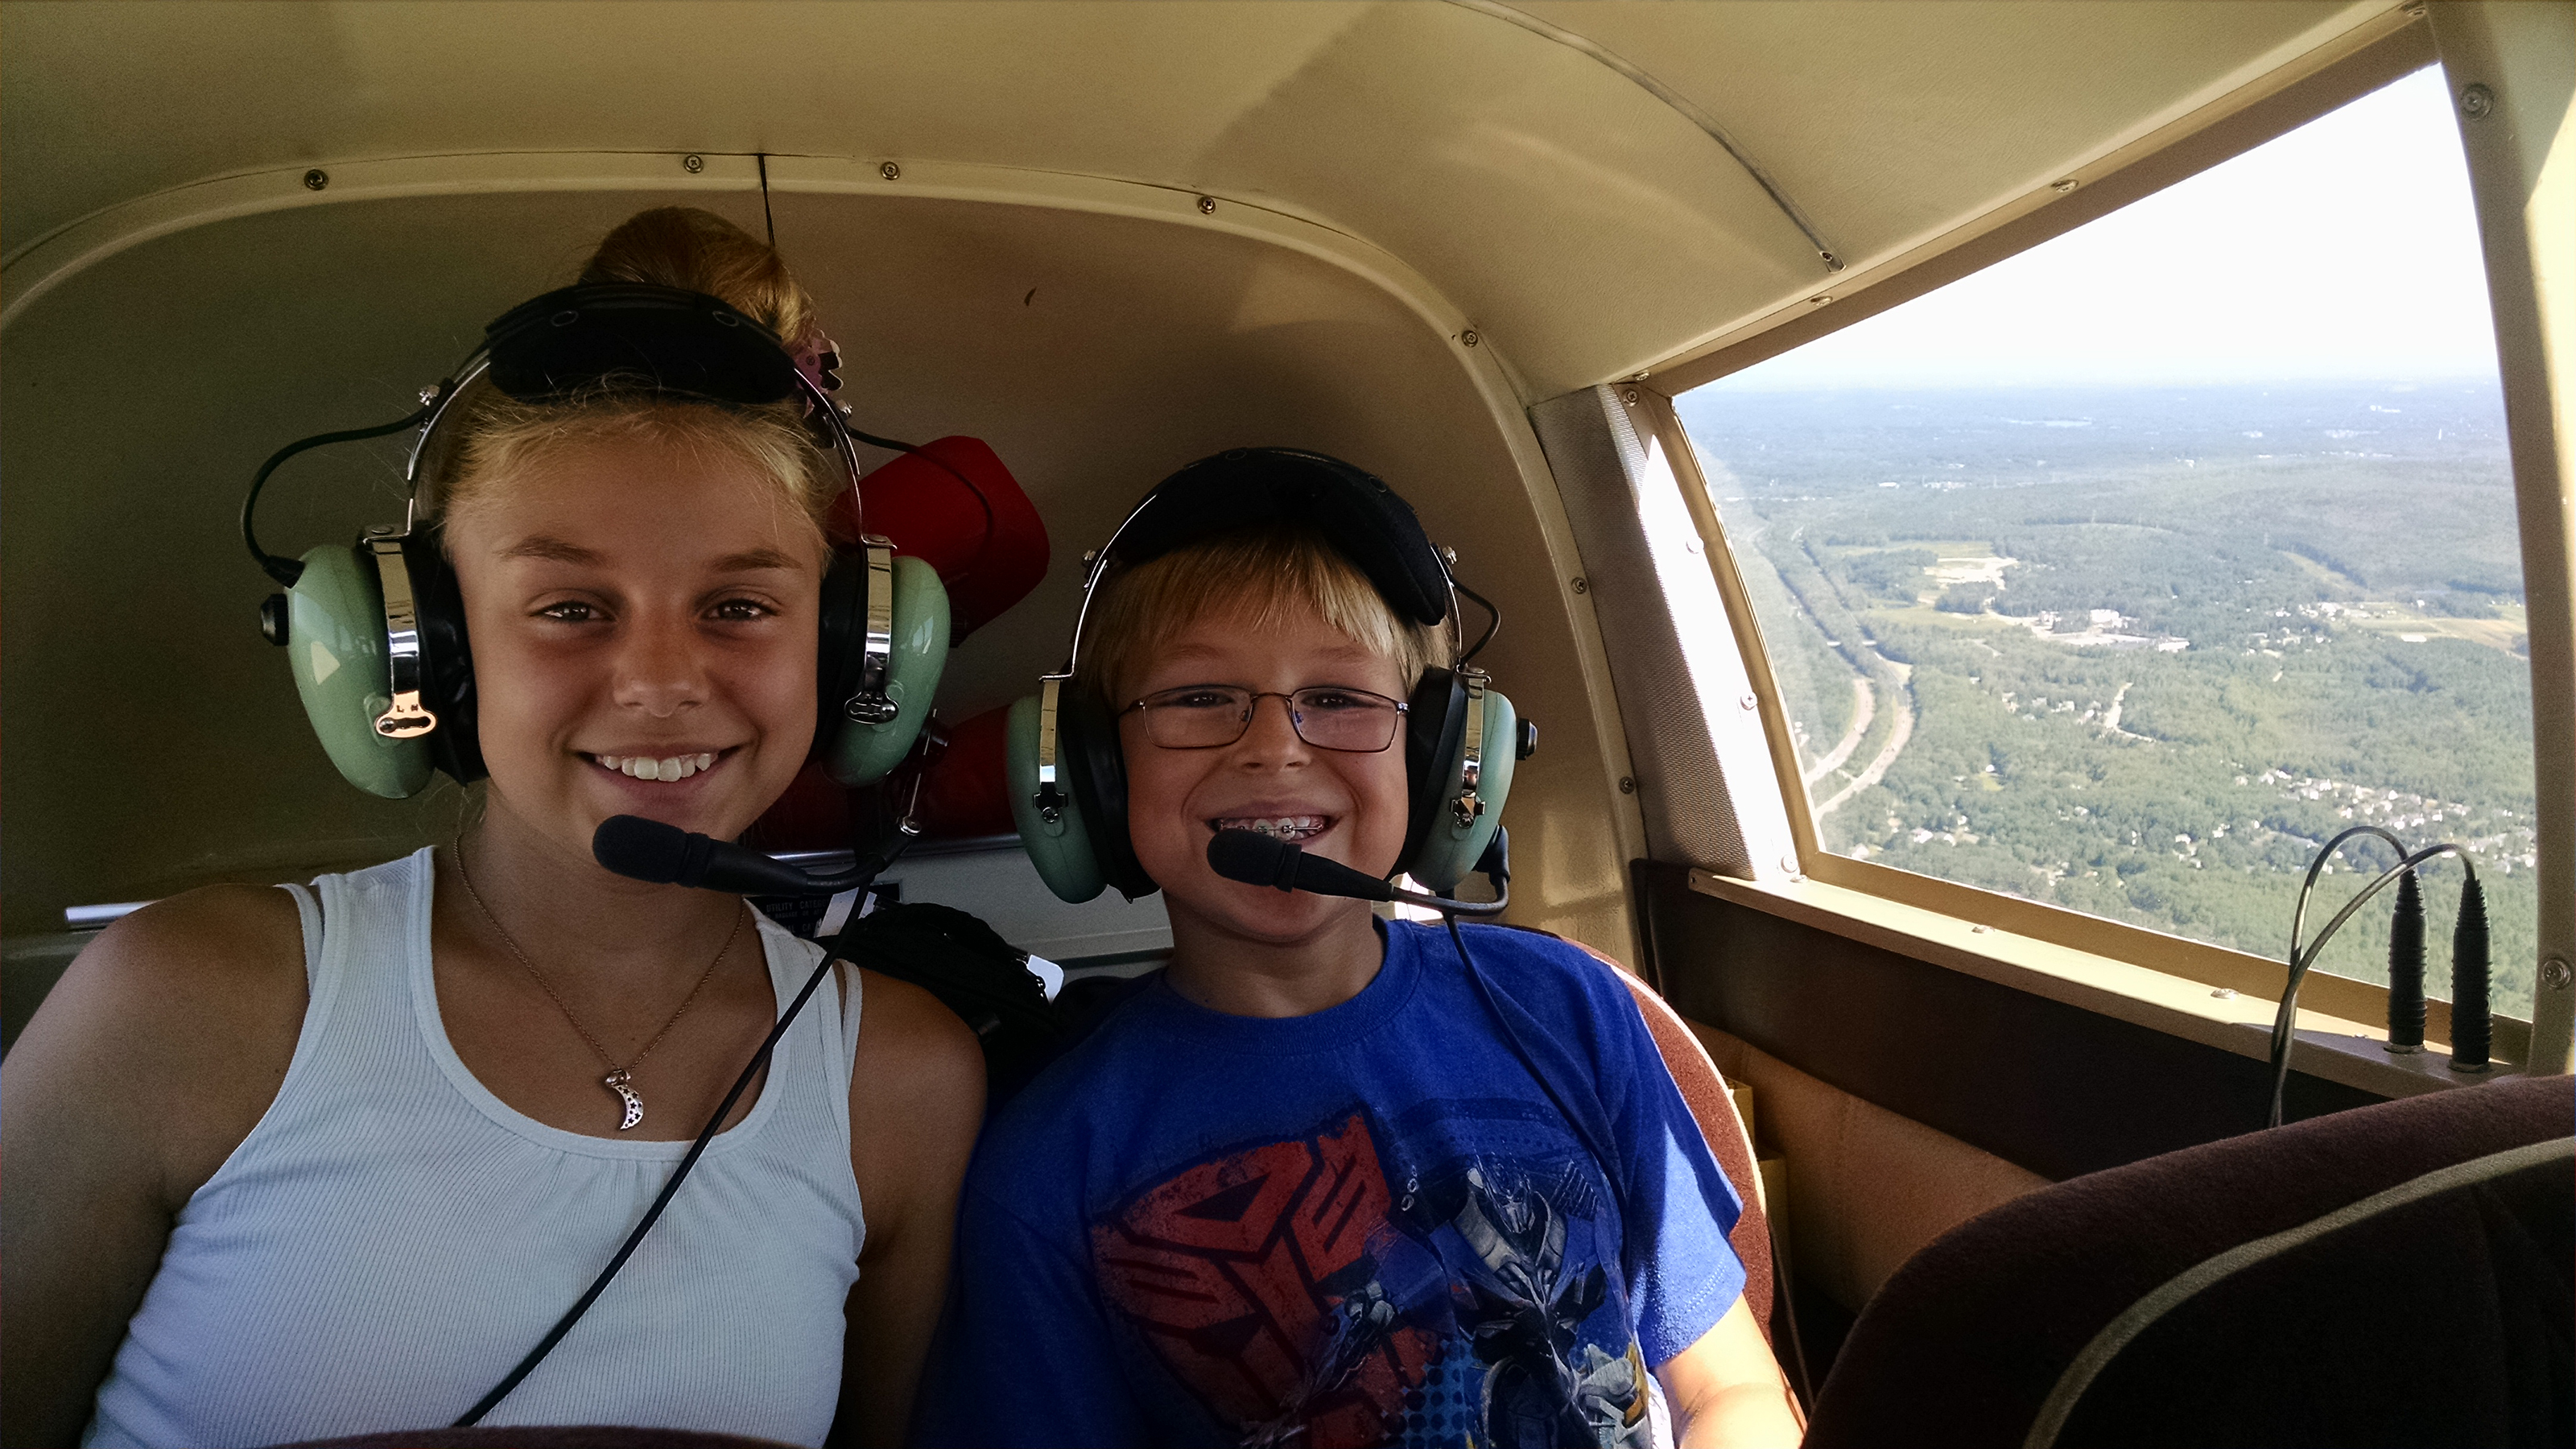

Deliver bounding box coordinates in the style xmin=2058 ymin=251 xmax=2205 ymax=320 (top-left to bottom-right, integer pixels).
xmin=1680 ymin=382 xmax=2540 ymax=1019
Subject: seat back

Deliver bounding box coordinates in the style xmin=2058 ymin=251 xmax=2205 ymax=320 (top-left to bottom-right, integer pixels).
xmin=1558 ymin=938 xmax=1775 ymax=1331
xmin=1802 ymin=1074 xmax=2574 ymax=1449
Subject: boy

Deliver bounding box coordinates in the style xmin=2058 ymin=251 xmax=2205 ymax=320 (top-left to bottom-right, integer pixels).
xmin=919 ymin=452 xmax=1800 ymax=1447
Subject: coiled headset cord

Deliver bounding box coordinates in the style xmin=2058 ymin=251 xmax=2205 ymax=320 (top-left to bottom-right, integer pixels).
xmin=239 ymin=393 xmax=980 ymax=595
xmin=452 ymin=904 xmax=868 ymax=1426
xmin=242 ymin=403 xmax=437 ymax=588
xmin=2270 ymin=827 xmax=2477 ymax=1129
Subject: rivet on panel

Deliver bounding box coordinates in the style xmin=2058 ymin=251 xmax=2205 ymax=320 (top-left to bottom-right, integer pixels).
xmin=1461 ymin=329 xmax=1481 ymax=348
xmin=1739 ymin=694 xmax=1757 ymax=712
xmin=2051 ymin=177 xmax=2080 ymax=194
xmin=2212 ymin=988 xmax=2238 ymax=1000
xmin=1197 ymin=195 xmax=1217 ymax=214
xmin=2542 ymin=956 xmax=2574 ymax=990
xmin=880 ymin=161 xmax=902 ymax=180
xmin=1807 ymin=294 xmax=1833 ymax=308
xmin=1781 ymin=853 xmax=1802 ymax=873
xmin=303 ymin=169 xmax=329 ymax=192
xmin=2459 ymin=84 xmax=2495 ymax=121
xmin=682 ymin=154 xmax=705 ymax=174
xmin=1971 ymin=923 xmax=1991 ymax=934
xmin=1618 ymin=776 xmax=1637 ymax=795
xmin=1570 ymin=576 xmax=1588 ymax=594
xmin=1620 ymin=386 xmax=1641 ymax=407
xmin=418 ymin=384 xmax=442 ymax=406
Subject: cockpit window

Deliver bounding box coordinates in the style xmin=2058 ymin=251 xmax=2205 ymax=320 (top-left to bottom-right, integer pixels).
xmin=1680 ymin=66 xmax=2539 ymax=1021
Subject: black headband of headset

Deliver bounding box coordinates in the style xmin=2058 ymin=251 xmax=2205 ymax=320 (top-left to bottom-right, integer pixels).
xmin=1112 ymin=448 xmax=1451 ymax=628
xmin=482 ymin=283 xmax=807 ymax=406
xmin=244 ymin=282 xmax=873 ymax=591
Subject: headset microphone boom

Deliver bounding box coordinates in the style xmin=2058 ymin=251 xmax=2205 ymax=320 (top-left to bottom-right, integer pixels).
xmin=1205 ymin=827 xmax=1509 ymax=916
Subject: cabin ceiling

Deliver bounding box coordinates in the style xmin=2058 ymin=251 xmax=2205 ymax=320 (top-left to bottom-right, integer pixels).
xmin=0 ymin=0 xmax=2409 ymax=943
xmin=5 ymin=0 xmax=2396 ymax=398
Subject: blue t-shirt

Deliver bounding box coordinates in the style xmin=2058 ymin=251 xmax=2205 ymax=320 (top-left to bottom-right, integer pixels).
xmin=917 ymin=920 xmax=1746 ymax=1449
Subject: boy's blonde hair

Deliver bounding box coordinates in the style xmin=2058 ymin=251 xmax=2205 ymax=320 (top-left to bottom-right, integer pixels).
xmin=1084 ymin=526 xmax=1446 ymax=708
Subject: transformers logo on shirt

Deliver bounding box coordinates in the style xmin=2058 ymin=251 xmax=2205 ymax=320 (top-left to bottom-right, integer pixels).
xmin=1092 ymin=1108 xmax=1655 ymax=1449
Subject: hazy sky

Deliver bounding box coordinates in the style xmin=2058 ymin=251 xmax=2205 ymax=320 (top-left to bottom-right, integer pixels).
xmin=1704 ymin=66 xmax=2502 ymax=391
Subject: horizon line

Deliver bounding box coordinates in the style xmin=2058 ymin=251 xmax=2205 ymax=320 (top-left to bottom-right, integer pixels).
xmin=1686 ymin=374 xmax=2503 ymax=395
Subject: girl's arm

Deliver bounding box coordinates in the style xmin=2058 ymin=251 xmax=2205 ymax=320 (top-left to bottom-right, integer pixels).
xmin=1658 ymin=1297 xmax=1806 ymax=1447
xmin=836 ymin=970 xmax=985 ymax=1449
xmin=0 ymin=886 xmax=308 ymax=1448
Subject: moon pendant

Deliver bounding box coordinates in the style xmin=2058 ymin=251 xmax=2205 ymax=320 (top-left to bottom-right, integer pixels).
xmin=604 ymin=1070 xmax=644 ymax=1131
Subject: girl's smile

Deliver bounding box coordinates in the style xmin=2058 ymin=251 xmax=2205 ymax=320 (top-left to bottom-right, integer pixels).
xmin=444 ymin=429 xmax=826 ymax=867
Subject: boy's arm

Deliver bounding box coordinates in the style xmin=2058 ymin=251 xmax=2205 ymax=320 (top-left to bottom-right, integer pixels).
xmin=910 ymin=1179 xmax=1151 ymax=1448
xmin=1657 ymin=1298 xmax=1806 ymax=1447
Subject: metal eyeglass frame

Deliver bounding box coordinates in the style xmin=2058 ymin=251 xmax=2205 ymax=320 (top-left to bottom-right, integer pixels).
xmin=1032 ymin=487 xmax=1469 ymax=823
xmin=1123 ymin=685 xmax=1410 ymax=753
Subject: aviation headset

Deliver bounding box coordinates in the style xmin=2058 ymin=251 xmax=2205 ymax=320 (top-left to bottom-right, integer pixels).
xmin=243 ymin=283 xmax=949 ymax=799
xmin=1004 ymin=448 xmax=1533 ymax=902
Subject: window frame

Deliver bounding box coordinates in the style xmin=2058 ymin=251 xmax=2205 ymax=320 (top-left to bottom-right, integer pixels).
xmin=1627 ymin=12 xmax=2549 ymax=1071
xmin=1641 ymin=389 xmax=2533 ymax=1071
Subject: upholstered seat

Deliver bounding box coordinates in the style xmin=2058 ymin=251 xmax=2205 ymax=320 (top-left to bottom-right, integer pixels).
xmin=1802 ymin=1073 xmax=2574 ymax=1449
xmin=1558 ymin=938 xmax=1777 ymax=1333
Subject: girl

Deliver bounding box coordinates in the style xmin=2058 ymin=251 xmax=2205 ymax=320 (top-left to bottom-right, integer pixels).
xmin=1 ymin=208 xmax=984 ymax=1448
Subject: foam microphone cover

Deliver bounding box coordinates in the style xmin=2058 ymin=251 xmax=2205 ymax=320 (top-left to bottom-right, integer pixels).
xmin=1206 ymin=830 xmax=1394 ymax=902
xmin=593 ymin=815 xmax=835 ymax=895
xmin=593 ymin=815 xmax=705 ymax=885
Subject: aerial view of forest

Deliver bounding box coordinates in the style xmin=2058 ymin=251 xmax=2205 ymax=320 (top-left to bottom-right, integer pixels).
xmin=1678 ymin=381 xmax=2540 ymax=1022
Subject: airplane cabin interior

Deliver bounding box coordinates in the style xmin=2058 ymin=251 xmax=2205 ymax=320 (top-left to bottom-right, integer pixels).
xmin=3 ymin=3 xmax=2570 ymax=1445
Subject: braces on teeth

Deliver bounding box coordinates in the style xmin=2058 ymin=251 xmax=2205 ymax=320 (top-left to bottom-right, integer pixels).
xmin=1216 ymin=816 xmax=1328 ymax=840
xmin=595 ymin=753 xmax=717 ymax=782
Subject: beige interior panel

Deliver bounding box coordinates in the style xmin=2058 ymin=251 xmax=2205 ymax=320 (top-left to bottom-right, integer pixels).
xmin=1691 ymin=1021 xmax=2050 ymax=1312
xmin=5 ymin=0 xmax=2523 ymax=985
xmin=3 ymin=0 xmax=2397 ymax=398
xmin=0 ymin=183 xmax=1637 ymax=954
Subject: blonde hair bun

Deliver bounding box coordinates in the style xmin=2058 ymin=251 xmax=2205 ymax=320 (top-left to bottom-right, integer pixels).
xmin=578 ymin=207 xmax=818 ymax=348
xmin=428 ymin=207 xmax=841 ymax=556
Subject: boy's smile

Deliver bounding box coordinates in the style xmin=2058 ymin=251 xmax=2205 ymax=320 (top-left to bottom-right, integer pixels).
xmin=1206 ymin=813 xmax=1330 ymax=843
xmin=1118 ymin=602 xmax=1413 ymax=964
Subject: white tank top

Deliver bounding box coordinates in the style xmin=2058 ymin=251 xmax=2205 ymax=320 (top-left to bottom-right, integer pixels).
xmin=85 ymin=848 xmax=867 ymax=1448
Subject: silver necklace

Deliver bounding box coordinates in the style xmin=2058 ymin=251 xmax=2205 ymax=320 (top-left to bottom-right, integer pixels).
xmin=454 ymin=840 xmax=745 ymax=1131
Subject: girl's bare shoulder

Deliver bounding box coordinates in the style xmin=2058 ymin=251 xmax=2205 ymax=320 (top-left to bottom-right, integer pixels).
xmin=68 ymin=884 xmax=308 ymax=1023
xmin=8 ymin=885 xmax=311 ymax=1201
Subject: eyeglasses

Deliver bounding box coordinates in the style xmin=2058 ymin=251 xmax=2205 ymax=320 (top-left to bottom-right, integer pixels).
xmin=1125 ymin=684 xmax=1409 ymax=753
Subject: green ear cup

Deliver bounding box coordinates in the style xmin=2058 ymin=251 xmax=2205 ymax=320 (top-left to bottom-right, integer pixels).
xmin=286 ymin=546 xmax=435 ymax=800
xmin=1405 ymin=686 xmax=1517 ymax=894
xmin=821 ymin=554 xmax=952 ymax=786
xmin=1006 ymin=691 xmax=1109 ymax=904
